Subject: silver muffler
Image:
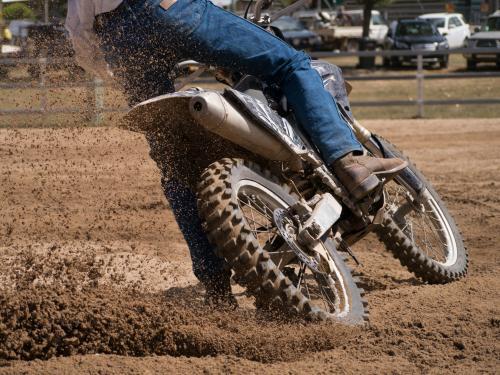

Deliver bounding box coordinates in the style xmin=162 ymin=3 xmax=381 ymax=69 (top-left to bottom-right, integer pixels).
xmin=189 ymin=92 xmax=295 ymax=162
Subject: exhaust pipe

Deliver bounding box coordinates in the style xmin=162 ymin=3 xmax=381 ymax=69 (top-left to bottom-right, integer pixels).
xmin=189 ymin=92 xmax=295 ymax=162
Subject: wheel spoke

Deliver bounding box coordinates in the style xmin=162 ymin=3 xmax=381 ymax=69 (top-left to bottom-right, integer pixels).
xmin=317 ymin=274 xmax=336 ymax=312
xmin=268 ymin=248 xmax=295 ymax=270
xmin=296 ymin=263 xmax=306 ymax=290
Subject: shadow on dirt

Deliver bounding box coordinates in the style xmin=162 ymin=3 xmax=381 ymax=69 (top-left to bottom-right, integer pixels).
xmin=356 ymin=275 xmax=423 ymax=292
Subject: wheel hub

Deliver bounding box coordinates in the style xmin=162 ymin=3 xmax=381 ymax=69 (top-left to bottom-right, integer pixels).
xmin=273 ymin=208 xmax=321 ymax=273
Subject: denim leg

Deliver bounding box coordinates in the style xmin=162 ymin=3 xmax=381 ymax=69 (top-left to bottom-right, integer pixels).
xmin=151 ymin=0 xmax=363 ymax=163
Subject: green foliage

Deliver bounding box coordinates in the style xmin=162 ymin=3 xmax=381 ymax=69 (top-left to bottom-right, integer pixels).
xmin=3 ymin=3 xmax=35 ymax=20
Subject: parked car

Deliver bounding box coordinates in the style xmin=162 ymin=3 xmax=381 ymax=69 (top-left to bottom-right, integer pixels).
xmin=463 ymin=10 xmax=500 ymax=69
xmin=271 ymin=16 xmax=322 ymax=51
xmin=293 ymin=10 xmax=337 ymax=50
xmin=7 ymin=19 xmax=36 ymax=46
xmin=418 ymin=13 xmax=470 ymax=49
xmin=384 ymin=19 xmax=450 ymax=68
xmin=0 ymin=44 xmax=22 ymax=78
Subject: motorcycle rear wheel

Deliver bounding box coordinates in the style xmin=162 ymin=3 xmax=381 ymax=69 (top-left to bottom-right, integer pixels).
xmin=197 ymin=158 xmax=368 ymax=324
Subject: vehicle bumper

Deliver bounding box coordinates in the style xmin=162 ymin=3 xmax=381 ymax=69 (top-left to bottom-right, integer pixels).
xmin=463 ymin=53 xmax=500 ymax=63
xmin=392 ymin=54 xmax=446 ymax=64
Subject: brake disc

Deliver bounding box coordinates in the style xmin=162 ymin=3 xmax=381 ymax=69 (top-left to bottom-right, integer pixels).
xmin=273 ymin=208 xmax=321 ymax=273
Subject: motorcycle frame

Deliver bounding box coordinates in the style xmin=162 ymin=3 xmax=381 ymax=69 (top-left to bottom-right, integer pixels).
xmin=123 ymin=0 xmax=424 ymax=250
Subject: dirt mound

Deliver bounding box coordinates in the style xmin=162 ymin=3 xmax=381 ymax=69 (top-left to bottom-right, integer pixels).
xmin=0 ymin=284 xmax=357 ymax=362
xmin=0 ymin=243 xmax=357 ymax=362
xmin=0 ymin=242 xmax=357 ymax=363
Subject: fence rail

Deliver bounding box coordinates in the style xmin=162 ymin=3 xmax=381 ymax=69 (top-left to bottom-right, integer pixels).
xmin=1 ymin=48 xmax=500 ymax=121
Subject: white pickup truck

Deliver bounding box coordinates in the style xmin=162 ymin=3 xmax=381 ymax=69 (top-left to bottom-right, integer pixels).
xmin=296 ymin=9 xmax=389 ymax=51
xmin=335 ymin=10 xmax=389 ymax=49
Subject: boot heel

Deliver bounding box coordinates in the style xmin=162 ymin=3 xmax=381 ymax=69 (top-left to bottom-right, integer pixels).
xmin=351 ymin=174 xmax=380 ymax=200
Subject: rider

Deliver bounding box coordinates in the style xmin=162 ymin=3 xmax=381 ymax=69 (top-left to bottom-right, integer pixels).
xmin=66 ymin=0 xmax=406 ymax=305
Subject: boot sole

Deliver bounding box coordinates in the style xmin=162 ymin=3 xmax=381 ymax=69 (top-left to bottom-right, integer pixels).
xmin=373 ymin=160 xmax=409 ymax=179
xmin=350 ymin=161 xmax=409 ymax=201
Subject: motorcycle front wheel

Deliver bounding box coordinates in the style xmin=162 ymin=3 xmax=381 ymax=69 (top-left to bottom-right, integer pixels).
xmin=374 ymin=137 xmax=468 ymax=283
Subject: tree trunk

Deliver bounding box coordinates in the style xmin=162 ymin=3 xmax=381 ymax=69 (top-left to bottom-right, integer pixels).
xmin=0 ymin=2 xmax=4 ymax=44
xmin=362 ymin=1 xmax=373 ymax=39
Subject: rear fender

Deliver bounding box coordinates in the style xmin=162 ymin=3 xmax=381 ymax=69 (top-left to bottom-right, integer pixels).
xmin=120 ymin=89 xmax=201 ymax=134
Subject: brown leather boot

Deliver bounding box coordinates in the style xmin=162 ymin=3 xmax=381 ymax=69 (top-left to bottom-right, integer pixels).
xmin=332 ymin=153 xmax=408 ymax=200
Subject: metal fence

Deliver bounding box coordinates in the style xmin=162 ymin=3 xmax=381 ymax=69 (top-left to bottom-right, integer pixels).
xmin=311 ymin=48 xmax=500 ymax=118
xmin=1 ymin=48 xmax=499 ymax=122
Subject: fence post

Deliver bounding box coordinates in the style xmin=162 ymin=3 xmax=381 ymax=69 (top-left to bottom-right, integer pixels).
xmin=93 ymin=77 xmax=104 ymax=125
xmin=416 ymin=54 xmax=424 ymax=118
xmin=39 ymin=57 xmax=48 ymax=118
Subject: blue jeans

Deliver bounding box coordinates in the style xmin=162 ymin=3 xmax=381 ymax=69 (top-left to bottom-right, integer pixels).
xmin=95 ymin=0 xmax=362 ymax=285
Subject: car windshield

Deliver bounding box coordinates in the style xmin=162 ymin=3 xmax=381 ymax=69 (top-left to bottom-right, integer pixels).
xmin=272 ymin=17 xmax=305 ymax=32
xmin=487 ymin=17 xmax=500 ymax=31
xmin=396 ymin=22 xmax=436 ymax=36
xmin=422 ymin=17 xmax=446 ymax=28
xmin=372 ymin=14 xmax=387 ymax=26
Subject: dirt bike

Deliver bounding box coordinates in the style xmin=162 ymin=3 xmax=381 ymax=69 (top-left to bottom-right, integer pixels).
xmin=122 ymin=0 xmax=468 ymax=325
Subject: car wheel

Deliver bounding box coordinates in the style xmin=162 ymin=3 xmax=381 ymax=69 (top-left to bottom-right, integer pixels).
xmin=391 ymin=58 xmax=402 ymax=68
xmin=347 ymin=39 xmax=359 ymax=52
xmin=466 ymin=59 xmax=476 ymax=70
xmin=439 ymin=57 xmax=449 ymax=69
xmin=0 ymin=66 xmax=8 ymax=79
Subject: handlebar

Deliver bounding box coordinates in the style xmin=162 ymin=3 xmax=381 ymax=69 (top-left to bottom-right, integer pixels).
xmin=252 ymin=0 xmax=273 ymax=23
xmin=252 ymin=0 xmax=312 ymax=24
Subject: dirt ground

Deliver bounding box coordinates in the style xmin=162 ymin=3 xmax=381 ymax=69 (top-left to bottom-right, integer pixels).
xmin=0 ymin=118 xmax=498 ymax=374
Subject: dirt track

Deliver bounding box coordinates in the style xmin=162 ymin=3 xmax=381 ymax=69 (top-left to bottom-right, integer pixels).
xmin=0 ymin=119 xmax=498 ymax=374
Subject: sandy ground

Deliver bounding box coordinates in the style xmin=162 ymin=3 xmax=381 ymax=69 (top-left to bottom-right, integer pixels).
xmin=0 ymin=118 xmax=498 ymax=374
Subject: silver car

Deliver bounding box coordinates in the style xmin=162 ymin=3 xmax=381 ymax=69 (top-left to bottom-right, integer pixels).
xmin=464 ymin=11 xmax=500 ymax=69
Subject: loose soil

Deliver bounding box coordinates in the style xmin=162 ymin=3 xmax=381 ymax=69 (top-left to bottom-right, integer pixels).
xmin=0 ymin=119 xmax=498 ymax=374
